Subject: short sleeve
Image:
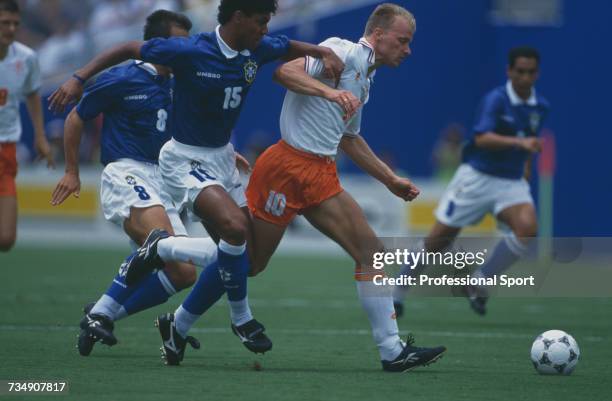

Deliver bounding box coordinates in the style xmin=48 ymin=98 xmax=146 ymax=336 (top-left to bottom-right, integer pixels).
xmin=473 ymin=91 xmax=503 ymax=134
xmin=344 ymin=108 xmax=363 ymax=136
xmin=258 ymin=35 xmax=290 ymax=65
xmin=305 ymin=37 xmax=350 ymax=78
xmin=22 ymin=52 xmax=42 ymax=95
xmin=76 ymin=71 xmax=122 ymax=121
xmin=140 ymin=36 xmax=195 ymax=69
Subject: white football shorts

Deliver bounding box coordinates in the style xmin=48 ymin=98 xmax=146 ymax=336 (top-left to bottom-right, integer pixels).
xmin=100 ymin=158 xmax=187 ymax=236
xmin=158 ymin=138 xmax=246 ymax=220
xmin=435 ymin=163 xmax=533 ymax=228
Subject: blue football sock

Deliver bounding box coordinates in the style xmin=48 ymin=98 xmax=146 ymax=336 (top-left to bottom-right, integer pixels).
xmin=181 ymin=261 xmax=226 ymax=315
xmin=217 ymin=240 xmax=249 ymax=302
xmin=104 ymin=271 xmax=138 ymax=305
xmin=90 ymin=254 xmax=141 ymax=319
xmin=122 ymin=270 xmax=177 ymax=316
xmin=480 ymin=233 xmax=527 ymax=278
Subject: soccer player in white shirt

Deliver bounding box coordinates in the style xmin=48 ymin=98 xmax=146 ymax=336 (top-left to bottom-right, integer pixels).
xmin=245 ymin=3 xmax=446 ymax=372
xmin=0 ymin=0 xmax=53 ymax=252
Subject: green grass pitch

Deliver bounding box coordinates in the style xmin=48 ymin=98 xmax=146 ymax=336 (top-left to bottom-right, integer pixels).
xmin=0 ymin=247 xmax=610 ymax=401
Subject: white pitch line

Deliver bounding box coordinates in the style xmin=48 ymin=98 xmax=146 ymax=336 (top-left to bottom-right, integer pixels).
xmin=0 ymin=324 xmax=603 ymax=342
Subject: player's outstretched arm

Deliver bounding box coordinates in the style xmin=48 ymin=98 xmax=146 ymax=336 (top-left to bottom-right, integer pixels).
xmin=475 ymin=132 xmax=542 ymax=153
xmin=51 ymin=108 xmax=84 ymax=206
xmin=339 ymin=135 xmax=419 ymax=201
xmin=48 ymin=41 xmax=143 ymax=113
xmin=25 ymin=91 xmax=54 ymax=169
xmin=274 ymin=59 xmax=360 ymax=120
xmin=284 ymin=40 xmax=344 ymax=88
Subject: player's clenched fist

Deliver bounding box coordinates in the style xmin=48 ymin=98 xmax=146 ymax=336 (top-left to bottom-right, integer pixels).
xmin=386 ymin=176 xmax=420 ymax=201
xmin=519 ymin=137 xmax=542 ymax=153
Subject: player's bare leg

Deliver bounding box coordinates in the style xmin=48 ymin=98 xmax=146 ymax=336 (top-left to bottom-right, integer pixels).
xmin=247 ymin=215 xmax=287 ymax=276
xmin=173 ymin=185 xmax=272 ymax=354
xmin=0 ymin=195 xmax=17 ymax=252
xmin=464 ymin=203 xmax=537 ymax=316
xmin=303 ymin=190 xmax=446 ymax=371
xmin=496 ymin=202 xmax=538 ymax=241
xmin=391 ymin=220 xmax=461 ymax=315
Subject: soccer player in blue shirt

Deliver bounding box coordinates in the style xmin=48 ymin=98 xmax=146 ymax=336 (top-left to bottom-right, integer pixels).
xmin=51 ymin=10 xmax=221 ymax=356
xmin=49 ymin=0 xmax=345 ymax=364
xmin=393 ymin=47 xmax=550 ymax=316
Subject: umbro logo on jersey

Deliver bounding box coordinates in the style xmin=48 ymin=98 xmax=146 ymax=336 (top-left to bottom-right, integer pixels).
xmin=124 ymin=94 xmax=148 ymax=101
xmin=197 ymin=71 xmax=222 ymax=79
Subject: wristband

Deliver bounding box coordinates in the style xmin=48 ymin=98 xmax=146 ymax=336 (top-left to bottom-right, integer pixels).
xmin=72 ymin=73 xmax=86 ymax=85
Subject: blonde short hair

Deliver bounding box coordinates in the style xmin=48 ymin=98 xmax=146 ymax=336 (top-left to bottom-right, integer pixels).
xmin=364 ymin=3 xmax=416 ymax=35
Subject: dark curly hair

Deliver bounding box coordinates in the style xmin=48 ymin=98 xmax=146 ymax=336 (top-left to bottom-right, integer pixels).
xmin=217 ymin=0 xmax=278 ymax=25
xmin=0 ymin=0 xmax=19 ymax=13
xmin=508 ymin=47 xmax=540 ymax=68
xmin=144 ymin=10 xmax=192 ymax=40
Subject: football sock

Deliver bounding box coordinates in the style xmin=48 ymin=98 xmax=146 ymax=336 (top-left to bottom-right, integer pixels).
xmin=176 ymin=261 xmax=226 ymax=335
xmin=174 ymin=305 xmax=201 ymax=338
xmin=479 ymin=232 xmax=527 ymax=278
xmin=217 ymin=240 xmax=252 ymax=325
xmin=119 ymin=270 xmax=177 ymax=319
xmin=157 ymin=236 xmax=218 ymax=267
xmin=90 ymin=265 xmax=139 ymax=320
xmin=229 ymin=297 xmax=253 ymax=327
xmin=355 ymin=266 xmax=404 ymax=361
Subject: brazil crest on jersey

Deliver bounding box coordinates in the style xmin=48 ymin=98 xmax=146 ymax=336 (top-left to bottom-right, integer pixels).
xmin=140 ymin=27 xmax=290 ymax=148
xmin=462 ymin=82 xmax=550 ymax=179
xmin=76 ymin=61 xmax=172 ymax=166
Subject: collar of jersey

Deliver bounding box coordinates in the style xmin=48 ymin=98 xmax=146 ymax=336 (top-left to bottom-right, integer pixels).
xmin=506 ymin=80 xmax=537 ymax=106
xmin=134 ymin=60 xmax=159 ymax=76
xmin=215 ymin=25 xmax=251 ymax=58
xmin=358 ymin=38 xmax=376 ymax=66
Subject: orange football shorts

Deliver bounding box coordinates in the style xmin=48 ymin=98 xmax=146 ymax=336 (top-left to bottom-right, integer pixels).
xmin=246 ymin=140 xmax=343 ymax=226
xmin=0 ymin=142 xmax=17 ymax=197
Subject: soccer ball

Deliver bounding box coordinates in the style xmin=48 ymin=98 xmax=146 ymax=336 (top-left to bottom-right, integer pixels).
xmin=530 ymin=330 xmax=580 ymax=375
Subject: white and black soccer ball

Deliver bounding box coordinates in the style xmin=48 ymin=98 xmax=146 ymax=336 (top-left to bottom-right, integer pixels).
xmin=531 ymin=330 xmax=580 ymax=375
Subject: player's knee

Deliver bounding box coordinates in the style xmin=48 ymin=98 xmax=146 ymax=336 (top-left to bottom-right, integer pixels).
xmin=218 ymin=215 xmax=248 ymax=244
xmin=249 ymin=261 xmax=267 ymax=277
xmin=164 ymin=263 xmax=197 ymax=290
xmin=513 ymin=220 xmax=538 ymax=239
xmin=0 ymin=235 xmax=16 ymax=252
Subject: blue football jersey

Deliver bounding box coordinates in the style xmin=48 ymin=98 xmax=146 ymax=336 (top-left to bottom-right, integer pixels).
xmin=462 ymin=82 xmax=550 ymax=179
xmin=140 ymin=27 xmax=290 ymax=148
xmin=76 ymin=61 xmax=172 ymax=166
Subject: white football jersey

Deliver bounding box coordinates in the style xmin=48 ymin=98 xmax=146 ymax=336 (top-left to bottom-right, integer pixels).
xmin=279 ymin=37 xmax=376 ymax=156
xmin=0 ymin=41 xmax=41 ymax=143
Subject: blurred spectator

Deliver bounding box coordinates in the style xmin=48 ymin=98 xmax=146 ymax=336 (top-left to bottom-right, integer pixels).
xmin=432 ymin=123 xmax=465 ymax=182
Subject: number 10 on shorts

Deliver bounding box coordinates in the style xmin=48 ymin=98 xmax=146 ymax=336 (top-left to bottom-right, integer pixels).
xmin=265 ymin=190 xmax=286 ymax=216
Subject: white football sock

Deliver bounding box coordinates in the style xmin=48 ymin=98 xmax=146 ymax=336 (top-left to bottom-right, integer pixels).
xmin=355 ymin=268 xmax=404 ymax=361
xmin=229 ymin=296 xmax=253 ymax=326
xmin=157 ymin=236 xmax=218 ymax=267
xmin=90 ymin=295 xmax=121 ymax=321
xmin=174 ymin=305 xmax=201 ymax=338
